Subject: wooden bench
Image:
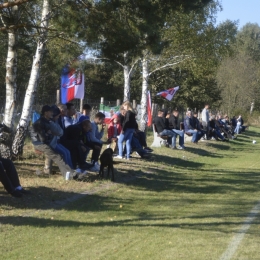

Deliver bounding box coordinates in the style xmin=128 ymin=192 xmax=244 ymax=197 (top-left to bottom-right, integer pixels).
xmin=150 ymin=124 xmax=169 ymax=148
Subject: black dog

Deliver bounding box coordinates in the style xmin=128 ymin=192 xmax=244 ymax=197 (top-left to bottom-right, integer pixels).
xmin=99 ymin=148 xmax=114 ymax=181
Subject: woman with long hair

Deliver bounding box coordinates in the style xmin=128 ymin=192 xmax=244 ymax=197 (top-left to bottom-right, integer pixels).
xmin=115 ymin=101 xmax=137 ymax=160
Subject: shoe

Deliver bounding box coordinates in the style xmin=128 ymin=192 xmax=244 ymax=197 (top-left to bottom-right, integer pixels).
xmin=126 ymin=158 xmax=131 ymax=161
xmin=77 ymin=170 xmax=88 ymax=178
xmin=114 ymin=155 xmax=123 ymax=159
xmin=19 ymin=188 xmax=31 ymax=195
xmin=141 ymin=153 xmax=151 ymax=159
xmin=89 ymin=164 xmax=100 ymax=172
xmin=177 ymin=146 xmax=184 ymax=150
xmin=211 ymin=137 xmax=216 ymax=140
xmin=11 ymin=190 xmax=23 ymax=198
xmin=144 ymin=147 xmax=153 ymax=153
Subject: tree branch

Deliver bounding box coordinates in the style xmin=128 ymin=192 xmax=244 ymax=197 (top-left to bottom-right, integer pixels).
xmin=0 ymin=0 xmax=31 ymax=10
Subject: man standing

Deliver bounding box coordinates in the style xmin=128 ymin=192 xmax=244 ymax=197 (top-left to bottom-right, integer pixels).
xmin=201 ymin=104 xmax=210 ymax=139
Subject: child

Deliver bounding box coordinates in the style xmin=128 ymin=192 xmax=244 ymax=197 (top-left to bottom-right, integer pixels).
xmin=107 ymin=114 xmax=122 ymax=152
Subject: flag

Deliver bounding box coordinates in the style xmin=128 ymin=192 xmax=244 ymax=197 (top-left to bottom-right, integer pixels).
xmin=99 ymin=104 xmax=120 ymax=124
xmin=61 ymin=65 xmax=85 ymax=104
xmin=147 ymin=90 xmax=152 ymax=127
xmin=156 ymin=86 xmax=179 ymax=101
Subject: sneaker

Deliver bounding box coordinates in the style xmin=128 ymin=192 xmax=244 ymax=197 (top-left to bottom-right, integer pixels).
xmin=170 ymin=145 xmax=177 ymax=149
xmin=144 ymin=147 xmax=153 ymax=153
xmin=19 ymin=188 xmax=31 ymax=195
xmin=77 ymin=170 xmax=88 ymax=179
xmin=11 ymin=190 xmax=23 ymax=198
xmin=114 ymin=155 xmax=123 ymax=159
xmin=141 ymin=153 xmax=151 ymax=159
xmin=177 ymin=145 xmax=184 ymax=150
xmin=89 ymin=164 xmax=100 ymax=172
xmin=211 ymin=137 xmax=216 ymax=140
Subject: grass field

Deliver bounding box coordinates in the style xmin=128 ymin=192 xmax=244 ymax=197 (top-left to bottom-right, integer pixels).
xmin=1 ymin=127 xmax=260 ymax=260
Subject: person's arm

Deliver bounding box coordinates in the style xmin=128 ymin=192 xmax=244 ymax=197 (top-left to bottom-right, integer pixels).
xmin=49 ymin=121 xmax=63 ymax=137
xmin=64 ymin=116 xmax=73 ymax=128
xmin=89 ymin=122 xmax=103 ymax=144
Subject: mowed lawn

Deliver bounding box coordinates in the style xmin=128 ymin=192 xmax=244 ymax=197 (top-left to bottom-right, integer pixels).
xmin=1 ymin=127 xmax=260 ymax=260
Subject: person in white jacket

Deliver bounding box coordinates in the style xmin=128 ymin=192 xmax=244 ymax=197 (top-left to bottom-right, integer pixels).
xmin=201 ymin=104 xmax=210 ymax=139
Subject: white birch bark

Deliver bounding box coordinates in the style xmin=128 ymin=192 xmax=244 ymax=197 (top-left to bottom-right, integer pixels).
xmin=123 ymin=64 xmax=131 ymax=101
xmin=0 ymin=4 xmax=18 ymax=158
xmin=12 ymin=0 xmax=50 ymax=156
xmin=139 ymin=53 xmax=149 ymax=132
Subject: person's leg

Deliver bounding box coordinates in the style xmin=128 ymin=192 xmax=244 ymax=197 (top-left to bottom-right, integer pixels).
xmin=91 ymin=143 xmax=102 ymax=163
xmin=137 ymin=131 xmax=148 ymax=148
xmin=124 ymin=128 xmax=135 ymax=159
xmin=0 ymin=161 xmax=17 ymax=194
xmin=44 ymin=157 xmax=52 ymax=174
xmin=34 ymin=144 xmax=72 ymax=178
xmin=117 ymin=133 xmax=124 ymax=157
xmin=54 ymin=144 xmax=74 ymax=169
xmin=170 ymin=131 xmax=177 ymax=147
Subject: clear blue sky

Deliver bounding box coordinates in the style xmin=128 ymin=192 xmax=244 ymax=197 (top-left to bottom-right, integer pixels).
xmin=217 ymin=0 xmax=260 ymax=29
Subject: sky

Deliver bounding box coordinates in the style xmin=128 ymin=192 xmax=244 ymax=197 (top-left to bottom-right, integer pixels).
xmin=216 ymin=0 xmax=260 ymax=29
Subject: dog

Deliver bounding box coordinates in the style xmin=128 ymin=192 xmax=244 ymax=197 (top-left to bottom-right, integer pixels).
xmin=99 ymin=148 xmax=114 ymax=181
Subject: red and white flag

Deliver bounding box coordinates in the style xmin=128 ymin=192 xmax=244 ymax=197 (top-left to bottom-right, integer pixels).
xmin=156 ymin=86 xmax=179 ymax=101
xmin=147 ymin=90 xmax=152 ymax=127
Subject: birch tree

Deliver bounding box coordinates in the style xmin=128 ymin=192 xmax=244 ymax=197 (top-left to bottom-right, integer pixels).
xmin=0 ymin=1 xmax=21 ymax=157
xmin=12 ymin=0 xmax=50 ymax=156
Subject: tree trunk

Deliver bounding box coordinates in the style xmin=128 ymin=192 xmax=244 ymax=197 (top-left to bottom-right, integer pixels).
xmin=0 ymin=4 xmax=18 ymax=158
xmin=123 ymin=64 xmax=131 ymax=102
xmin=12 ymin=0 xmax=50 ymax=157
xmin=139 ymin=54 xmax=149 ymax=132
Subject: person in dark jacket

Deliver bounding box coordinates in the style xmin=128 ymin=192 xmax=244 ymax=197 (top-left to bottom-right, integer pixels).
xmin=183 ymin=111 xmax=200 ymax=143
xmin=168 ymin=110 xmax=185 ymax=149
xmin=115 ymin=101 xmax=137 ymax=160
xmin=31 ymin=105 xmax=78 ymax=180
xmin=153 ymin=109 xmax=177 ymax=149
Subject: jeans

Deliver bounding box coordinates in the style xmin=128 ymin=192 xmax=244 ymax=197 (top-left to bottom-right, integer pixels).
xmin=118 ymin=128 xmax=135 ymax=159
xmin=186 ymin=130 xmax=199 ymax=143
xmin=54 ymin=144 xmax=74 ymax=169
xmin=171 ymin=129 xmax=184 ymax=147
xmin=131 ymin=136 xmax=147 ymax=157
xmin=159 ymin=129 xmax=176 ymax=146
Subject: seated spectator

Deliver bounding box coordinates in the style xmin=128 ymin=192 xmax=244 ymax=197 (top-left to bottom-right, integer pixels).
xmin=31 ymin=105 xmax=80 ymax=180
xmin=51 ymin=105 xmax=87 ymax=175
xmin=192 ymin=112 xmax=205 ymax=141
xmin=209 ymin=115 xmax=229 ymax=142
xmin=168 ymin=110 xmax=185 ymax=149
xmin=153 ymin=109 xmax=177 ymax=149
xmin=0 ymin=157 xmax=30 ymax=198
xmin=64 ymin=102 xmax=77 ymax=128
xmin=85 ymin=112 xmax=106 ymax=170
xmin=63 ymin=117 xmax=94 ymax=170
xmin=184 ymin=111 xmax=201 ymax=143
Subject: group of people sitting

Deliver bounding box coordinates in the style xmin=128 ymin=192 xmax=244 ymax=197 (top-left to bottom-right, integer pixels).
xmin=30 ymin=101 xmax=152 ymax=181
xmin=153 ymin=104 xmax=247 ymax=148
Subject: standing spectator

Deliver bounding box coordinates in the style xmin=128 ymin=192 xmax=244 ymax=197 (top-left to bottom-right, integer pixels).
xmin=0 ymin=157 xmax=30 ymax=198
xmin=115 ymin=101 xmax=137 ymax=160
xmin=201 ymin=104 xmax=210 ymax=139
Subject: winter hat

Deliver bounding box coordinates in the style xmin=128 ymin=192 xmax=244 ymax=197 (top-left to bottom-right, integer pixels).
xmin=78 ymin=115 xmax=90 ymax=123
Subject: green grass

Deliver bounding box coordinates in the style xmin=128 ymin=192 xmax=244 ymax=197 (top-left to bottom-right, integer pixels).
xmin=1 ymin=128 xmax=260 ymax=259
